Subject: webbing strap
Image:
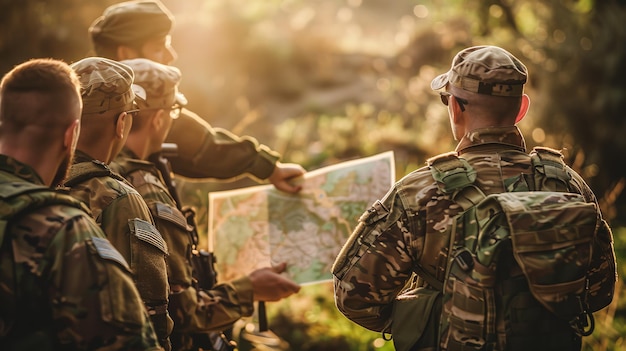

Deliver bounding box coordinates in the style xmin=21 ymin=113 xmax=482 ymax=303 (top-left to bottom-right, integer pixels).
xmin=530 ymin=147 xmax=571 ymax=192
xmin=428 ymin=152 xmax=477 ymax=194
xmin=64 ymin=160 xmax=124 ymax=187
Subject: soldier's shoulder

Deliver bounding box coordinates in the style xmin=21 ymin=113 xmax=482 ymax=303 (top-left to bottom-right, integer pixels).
xmin=396 ymin=164 xmax=439 ymax=197
xmin=12 ymin=203 xmax=100 ymax=252
xmin=111 ymin=157 xmax=154 ymax=177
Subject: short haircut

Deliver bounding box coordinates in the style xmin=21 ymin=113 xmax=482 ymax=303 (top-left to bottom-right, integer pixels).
xmin=0 ymin=58 xmax=81 ymax=135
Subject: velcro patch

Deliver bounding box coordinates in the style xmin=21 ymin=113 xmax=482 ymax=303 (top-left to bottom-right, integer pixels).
xmin=154 ymin=202 xmax=189 ymax=230
xmin=91 ymin=236 xmax=130 ymax=271
xmin=129 ymin=218 xmax=168 ymax=255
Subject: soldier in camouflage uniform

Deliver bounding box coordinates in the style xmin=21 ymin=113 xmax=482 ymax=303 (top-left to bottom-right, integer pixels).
xmin=0 ymin=58 xmax=161 ymax=350
xmin=332 ymin=46 xmax=617 ymax=350
xmin=88 ymin=0 xmax=306 ymax=192
xmin=111 ymin=58 xmax=301 ymax=350
xmin=64 ymin=57 xmax=173 ymax=350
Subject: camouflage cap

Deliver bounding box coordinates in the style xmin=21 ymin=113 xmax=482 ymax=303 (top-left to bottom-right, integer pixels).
xmin=70 ymin=57 xmax=135 ymax=114
xmin=121 ymin=58 xmax=187 ymax=110
xmin=431 ymin=45 xmax=527 ymax=97
xmin=89 ymin=0 xmax=174 ymax=46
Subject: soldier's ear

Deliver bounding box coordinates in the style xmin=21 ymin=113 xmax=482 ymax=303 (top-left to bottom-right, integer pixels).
xmin=115 ymin=111 xmax=130 ymax=139
xmin=64 ymin=119 xmax=80 ymax=151
xmin=151 ymin=109 xmax=166 ymax=131
xmin=515 ymin=94 xmax=530 ymax=124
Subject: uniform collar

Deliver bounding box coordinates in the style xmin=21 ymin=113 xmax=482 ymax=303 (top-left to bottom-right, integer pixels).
xmin=73 ymin=149 xmax=98 ymax=164
xmin=456 ymin=126 xmax=526 ymax=154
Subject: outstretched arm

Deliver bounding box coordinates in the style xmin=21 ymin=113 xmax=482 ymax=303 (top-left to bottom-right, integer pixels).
xmin=267 ymin=162 xmax=306 ymax=193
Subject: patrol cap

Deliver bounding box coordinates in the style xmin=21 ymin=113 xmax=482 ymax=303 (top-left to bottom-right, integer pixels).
xmin=121 ymin=58 xmax=187 ymax=110
xmin=431 ymin=45 xmax=527 ymax=97
xmin=71 ymin=57 xmax=136 ymax=114
xmin=89 ymin=0 xmax=174 ymax=46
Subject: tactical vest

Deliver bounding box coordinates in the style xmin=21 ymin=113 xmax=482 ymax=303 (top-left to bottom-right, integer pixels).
xmin=63 ymin=160 xmax=172 ymax=349
xmin=392 ymin=147 xmax=607 ymax=351
xmin=0 ymin=177 xmax=90 ymax=338
xmin=64 ymin=160 xmax=127 ymax=187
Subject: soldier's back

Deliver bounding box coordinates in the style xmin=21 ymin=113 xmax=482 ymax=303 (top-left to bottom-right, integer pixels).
xmin=0 ymin=173 xmax=162 ymax=350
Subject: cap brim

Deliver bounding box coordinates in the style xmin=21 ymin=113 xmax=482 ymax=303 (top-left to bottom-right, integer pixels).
xmin=430 ymin=72 xmax=449 ymax=91
xmin=175 ymin=92 xmax=188 ymax=107
xmin=132 ymin=84 xmax=147 ymax=102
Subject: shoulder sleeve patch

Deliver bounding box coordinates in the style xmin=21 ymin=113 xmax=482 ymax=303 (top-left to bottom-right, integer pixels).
xmin=129 ymin=218 xmax=169 ymax=255
xmin=154 ymin=202 xmax=190 ymax=230
xmin=91 ymin=236 xmax=130 ymax=271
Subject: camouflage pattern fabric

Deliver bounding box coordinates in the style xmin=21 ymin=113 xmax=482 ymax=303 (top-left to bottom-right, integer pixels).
xmin=332 ymin=126 xmax=617 ymax=351
xmin=113 ymin=147 xmax=254 ymax=350
xmin=64 ymin=150 xmax=173 ymax=350
xmin=0 ymin=154 xmax=162 ymax=350
xmin=70 ymin=57 xmax=136 ymax=115
xmin=165 ymin=108 xmax=281 ymax=180
xmin=120 ymin=58 xmax=187 ymax=110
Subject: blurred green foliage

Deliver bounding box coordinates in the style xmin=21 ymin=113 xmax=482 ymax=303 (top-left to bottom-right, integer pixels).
xmin=1 ymin=0 xmax=624 ymax=349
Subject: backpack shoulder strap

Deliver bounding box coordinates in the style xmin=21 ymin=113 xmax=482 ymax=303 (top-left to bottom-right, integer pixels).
xmin=427 ymin=152 xmax=476 ymax=194
xmin=428 ymin=152 xmax=485 ymax=211
xmin=529 ymin=146 xmax=572 ymax=191
xmin=64 ymin=160 xmax=125 ymax=187
xmin=418 ymin=153 xmax=486 ymax=291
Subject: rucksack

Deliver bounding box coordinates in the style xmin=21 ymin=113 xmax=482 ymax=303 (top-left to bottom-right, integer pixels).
xmin=0 ymin=177 xmax=90 ymax=337
xmin=393 ymin=147 xmax=608 ymax=351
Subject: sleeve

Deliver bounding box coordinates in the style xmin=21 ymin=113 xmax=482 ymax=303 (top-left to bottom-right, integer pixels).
xmin=165 ymin=108 xmax=280 ymax=180
xmin=332 ymin=189 xmax=416 ymax=332
xmin=169 ymin=276 xmax=254 ymax=333
xmin=150 ymin=198 xmax=255 ymax=333
xmin=99 ymin=191 xmax=173 ymax=349
xmin=45 ymin=210 xmax=163 ymax=350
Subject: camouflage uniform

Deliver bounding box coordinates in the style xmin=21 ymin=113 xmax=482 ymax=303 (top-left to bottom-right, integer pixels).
xmin=67 ymin=57 xmax=173 ymax=350
xmin=89 ymin=0 xmax=280 ymax=180
xmin=332 ymin=46 xmax=617 ymax=351
xmin=332 ymin=127 xmax=616 ymax=336
xmin=0 ymin=155 xmax=162 ymax=350
xmin=113 ymin=148 xmax=254 ymax=349
xmin=112 ymin=58 xmax=254 ymax=350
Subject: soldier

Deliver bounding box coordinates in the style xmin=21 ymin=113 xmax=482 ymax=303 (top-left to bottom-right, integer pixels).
xmin=111 ymin=58 xmax=301 ymax=350
xmin=332 ymin=46 xmax=617 ymax=350
xmin=0 ymin=58 xmax=162 ymax=350
xmin=65 ymin=57 xmax=173 ymax=350
xmin=88 ymin=0 xmax=306 ymax=192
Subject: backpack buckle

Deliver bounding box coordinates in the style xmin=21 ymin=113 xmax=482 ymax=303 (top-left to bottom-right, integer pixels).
xmin=454 ymin=248 xmax=474 ymax=272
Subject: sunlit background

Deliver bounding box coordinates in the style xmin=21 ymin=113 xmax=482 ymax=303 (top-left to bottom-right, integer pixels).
xmin=1 ymin=0 xmax=625 ymax=350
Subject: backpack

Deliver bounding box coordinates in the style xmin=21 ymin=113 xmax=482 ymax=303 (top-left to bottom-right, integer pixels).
xmin=393 ymin=147 xmax=608 ymax=351
xmin=0 ymin=178 xmax=90 ymax=337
